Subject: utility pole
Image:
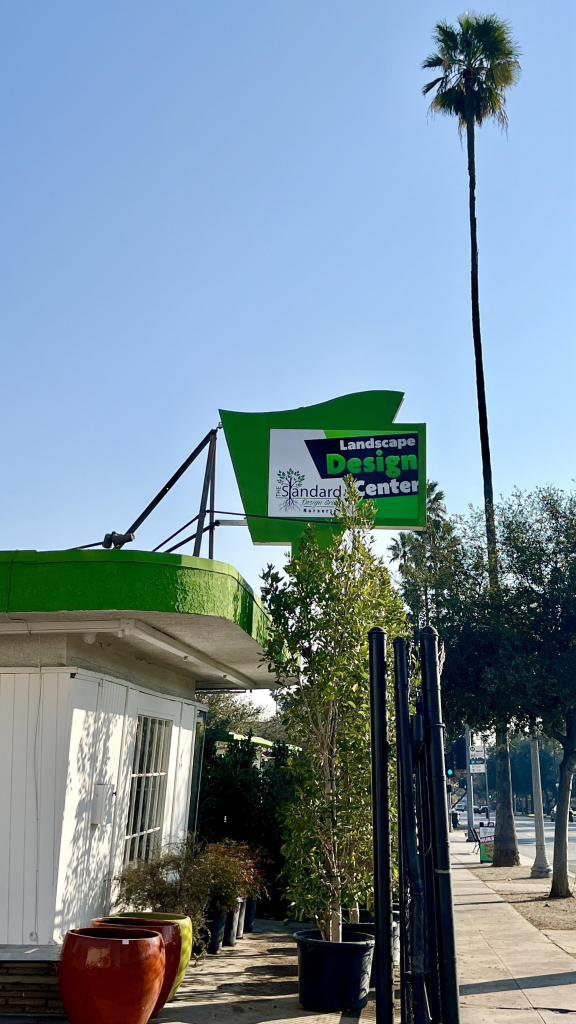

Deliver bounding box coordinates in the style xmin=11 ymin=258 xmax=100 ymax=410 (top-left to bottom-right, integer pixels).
xmin=530 ymin=735 xmax=552 ymax=878
xmin=465 ymin=725 xmax=475 ymax=841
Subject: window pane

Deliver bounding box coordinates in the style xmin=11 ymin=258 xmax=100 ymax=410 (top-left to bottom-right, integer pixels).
xmin=124 ymin=715 xmax=171 ymax=865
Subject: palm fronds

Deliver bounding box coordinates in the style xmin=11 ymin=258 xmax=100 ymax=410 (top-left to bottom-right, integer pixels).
xmin=422 ymin=12 xmax=521 ymax=132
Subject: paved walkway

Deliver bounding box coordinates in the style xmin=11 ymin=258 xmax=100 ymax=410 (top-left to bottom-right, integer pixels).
xmin=160 ymin=921 xmax=377 ymax=1024
xmin=452 ymin=830 xmax=576 ymax=1023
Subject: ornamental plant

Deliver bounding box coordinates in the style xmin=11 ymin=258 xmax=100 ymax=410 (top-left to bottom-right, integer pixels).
xmin=261 ymin=479 xmax=406 ymax=940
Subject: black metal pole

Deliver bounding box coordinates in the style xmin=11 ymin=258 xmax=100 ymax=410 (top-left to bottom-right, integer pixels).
xmin=369 ymin=626 xmax=394 ymax=1024
xmin=125 ymin=429 xmax=214 ymax=538
xmin=393 ymin=638 xmax=430 ymax=1024
xmin=208 ymin=431 xmax=217 ymax=560
xmin=193 ymin=431 xmax=217 ymax=557
xmin=415 ymin=736 xmax=441 ymax=1023
xmin=420 ymin=626 xmax=460 ymax=1024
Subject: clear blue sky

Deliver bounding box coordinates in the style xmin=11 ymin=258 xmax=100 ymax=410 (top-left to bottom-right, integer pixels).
xmin=1 ymin=0 xmax=575 ymax=595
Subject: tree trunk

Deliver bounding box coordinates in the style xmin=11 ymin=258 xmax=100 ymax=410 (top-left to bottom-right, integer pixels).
xmin=466 ymin=112 xmax=498 ymax=590
xmin=550 ymin=758 xmax=574 ymax=897
xmin=493 ymin=730 xmax=520 ymax=867
xmin=530 ymin=735 xmax=552 ymax=878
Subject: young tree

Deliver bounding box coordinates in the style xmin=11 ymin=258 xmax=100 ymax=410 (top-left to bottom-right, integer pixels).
xmin=422 ymin=14 xmax=520 ymax=586
xmin=261 ymin=480 xmax=406 ymax=940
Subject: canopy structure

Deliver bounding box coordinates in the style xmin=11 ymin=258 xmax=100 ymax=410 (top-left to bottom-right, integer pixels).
xmin=0 ymin=548 xmax=272 ymax=692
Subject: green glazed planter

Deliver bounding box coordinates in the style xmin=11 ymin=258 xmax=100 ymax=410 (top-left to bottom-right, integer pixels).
xmin=113 ymin=913 xmax=192 ymax=1000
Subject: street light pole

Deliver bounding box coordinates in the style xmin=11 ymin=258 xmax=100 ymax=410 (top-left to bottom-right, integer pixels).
xmin=465 ymin=725 xmax=475 ymax=841
xmin=530 ymin=735 xmax=552 ymax=878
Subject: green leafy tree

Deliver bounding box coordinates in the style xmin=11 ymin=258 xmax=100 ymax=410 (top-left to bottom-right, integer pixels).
xmin=261 ymin=479 xmax=406 ymax=940
xmin=389 ymin=481 xmax=461 ymax=631
xmin=495 ymin=488 xmax=576 ymax=896
xmin=422 ymin=14 xmax=520 ymax=586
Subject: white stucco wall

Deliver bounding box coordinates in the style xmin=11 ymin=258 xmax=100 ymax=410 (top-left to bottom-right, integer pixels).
xmin=0 ymin=666 xmax=200 ymax=945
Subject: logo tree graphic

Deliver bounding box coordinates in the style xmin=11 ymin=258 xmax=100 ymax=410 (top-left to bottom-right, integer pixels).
xmin=277 ymin=469 xmax=305 ymax=512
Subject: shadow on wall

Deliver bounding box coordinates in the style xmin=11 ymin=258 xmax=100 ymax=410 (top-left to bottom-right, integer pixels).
xmin=54 ymin=677 xmax=128 ymax=940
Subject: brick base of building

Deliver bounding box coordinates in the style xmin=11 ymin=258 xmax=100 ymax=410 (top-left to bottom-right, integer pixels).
xmin=0 ymin=961 xmax=64 ymax=1016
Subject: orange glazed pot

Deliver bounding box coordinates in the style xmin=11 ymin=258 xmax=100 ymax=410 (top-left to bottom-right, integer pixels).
xmin=91 ymin=918 xmax=182 ymax=1018
xmin=59 ymin=926 xmax=165 ymax=1024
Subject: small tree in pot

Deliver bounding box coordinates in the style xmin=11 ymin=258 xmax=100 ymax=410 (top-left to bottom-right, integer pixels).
xmin=261 ymin=480 xmax=405 ymax=942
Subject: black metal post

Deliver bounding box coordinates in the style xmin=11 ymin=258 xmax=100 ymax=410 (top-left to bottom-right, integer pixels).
xmin=208 ymin=430 xmax=217 ymax=560
xmin=420 ymin=626 xmax=460 ymax=1024
xmin=369 ymin=627 xmax=394 ymax=1024
xmin=193 ymin=431 xmax=217 ymax=557
xmin=415 ymin=734 xmax=442 ymax=1023
xmin=393 ymin=638 xmax=430 ymax=1024
xmin=125 ymin=429 xmax=214 ymax=540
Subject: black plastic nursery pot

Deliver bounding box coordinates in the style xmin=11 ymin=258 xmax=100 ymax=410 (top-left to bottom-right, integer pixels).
xmin=223 ymin=904 xmax=241 ymax=946
xmin=343 ymin=919 xmax=400 ymax=986
xmin=244 ymin=897 xmax=257 ymax=933
xmin=294 ymin=929 xmax=375 ymax=1012
xmin=208 ymin=910 xmax=227 ymax=954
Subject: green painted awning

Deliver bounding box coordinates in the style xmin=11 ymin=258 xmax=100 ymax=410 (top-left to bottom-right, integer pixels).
xmin=0 ymin=549 xmax=272 ymax=690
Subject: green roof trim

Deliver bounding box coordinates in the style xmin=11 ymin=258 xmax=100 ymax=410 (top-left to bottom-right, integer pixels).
xmin=0 ymin=549 xmax=268 ymax=647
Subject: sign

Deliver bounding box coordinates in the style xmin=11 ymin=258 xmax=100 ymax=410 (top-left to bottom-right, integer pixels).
xmin=220 ymin=391 xmax=427 ymax=547
xmin=470 ymin=764 xmax=486 ymax=774
xmin=478 ymin=825 xmax=494 ymax=863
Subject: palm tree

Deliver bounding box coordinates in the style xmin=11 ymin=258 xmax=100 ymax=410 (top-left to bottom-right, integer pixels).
xmin=422 ymin=13 xmax=520 ymax=589
xmin=422 ymin=14 xmax=521 ymax=867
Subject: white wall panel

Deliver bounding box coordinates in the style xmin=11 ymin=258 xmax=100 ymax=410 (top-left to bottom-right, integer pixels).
xmin=0 ymin=670 xmax=74 ymax=944
xmin=170 ymin=703 xmax=196 ymax=843
xmin=0 ymin=666 xmax=200 ymax=945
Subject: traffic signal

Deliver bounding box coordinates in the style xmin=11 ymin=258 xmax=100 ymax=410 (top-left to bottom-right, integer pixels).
xmin=455 ymin=736 xmax=467 ymax=770
xmin=445 ymin=751 xmax=454 ymax=777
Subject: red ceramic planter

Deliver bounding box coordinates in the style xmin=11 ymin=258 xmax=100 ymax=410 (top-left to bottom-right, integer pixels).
xmin=59 ymin=926 xmax=165 ymax=1024
xmin=91 ymin=917 xmax=182 ymax=1018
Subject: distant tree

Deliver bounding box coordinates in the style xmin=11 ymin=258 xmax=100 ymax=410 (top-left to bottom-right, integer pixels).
xmin=197 ymin=736 xmax=296 ymax=915
xmin=202 ymin=692 xmax=267 ymax=739
xmin=389 ymin=481 xmax=461 ymax=631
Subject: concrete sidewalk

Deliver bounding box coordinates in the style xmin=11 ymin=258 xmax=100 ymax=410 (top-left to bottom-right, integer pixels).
xmin=452 ymin=830 xmax=576 ymax=1023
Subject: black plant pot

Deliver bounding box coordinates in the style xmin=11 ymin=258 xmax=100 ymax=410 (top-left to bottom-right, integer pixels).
xmin=244 ymin=897 xmax=257 ymax=933
xmin=236 ymin=900 xmax=247 ymax=939
xmin=295 ymin=929 xmax=374 ymax=1011
xmin=223 ymin=905 xmax=241 ymax=946
xmin=343 ymin=920 xmax=400 ymax=987
xmin=208 ymin=909 xmax=227 ymax=954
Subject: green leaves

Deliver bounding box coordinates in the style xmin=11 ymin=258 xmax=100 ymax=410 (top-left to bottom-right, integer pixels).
xmin=261 ymin=478 xmax=406 ymax=930
xmin=422 ymin=13 xmax=521 ymax=131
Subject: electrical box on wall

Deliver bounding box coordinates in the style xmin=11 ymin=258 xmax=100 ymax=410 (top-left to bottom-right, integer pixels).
xmin=91 ymin=783 xmax=115 ymax=827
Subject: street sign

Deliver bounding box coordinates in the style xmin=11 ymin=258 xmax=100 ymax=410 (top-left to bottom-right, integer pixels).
xmin=470 ymin=764 xmax=486 ymax=774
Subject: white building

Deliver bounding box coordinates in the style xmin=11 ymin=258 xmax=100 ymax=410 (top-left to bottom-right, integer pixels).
xmin=0 ymin=548 xmax=270 ymax=946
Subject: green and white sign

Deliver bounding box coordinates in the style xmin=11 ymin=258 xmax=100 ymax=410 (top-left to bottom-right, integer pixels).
xmin=220 ymin=391 xmax=426 ymax=547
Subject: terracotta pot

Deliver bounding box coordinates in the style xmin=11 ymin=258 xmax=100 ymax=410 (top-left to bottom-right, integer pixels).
xmin=59 ymin=926 xmax=164 ymax=1024
xmin=113 ymin=912 xmax=192 ymax=999
xmin=91 ymin=918 xmax=181 ymax=1018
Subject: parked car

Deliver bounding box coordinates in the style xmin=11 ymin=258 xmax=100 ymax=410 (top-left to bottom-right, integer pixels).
xmin=549 ymin=806 xmax=574 ymax=822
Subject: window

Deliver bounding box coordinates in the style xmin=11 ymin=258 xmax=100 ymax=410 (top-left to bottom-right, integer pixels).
xmin=124 ymin=715 xmax=171 ymax=865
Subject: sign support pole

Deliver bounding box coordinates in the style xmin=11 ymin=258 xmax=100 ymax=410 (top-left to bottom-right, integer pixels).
xmin=465 ymin=726 xmax=475 ymax=841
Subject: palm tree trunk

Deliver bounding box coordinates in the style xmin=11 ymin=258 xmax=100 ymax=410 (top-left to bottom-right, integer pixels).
xmin=465 ymin=113 xmax=498 ymax=589
xmin=466 ymin=111 xmax=518 ymax=866
xmin=493 ymin=730 xmax=520 ymax=867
